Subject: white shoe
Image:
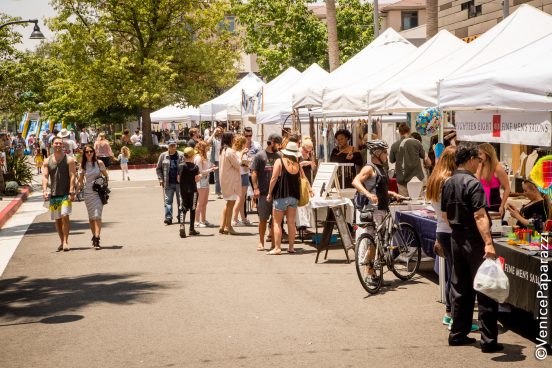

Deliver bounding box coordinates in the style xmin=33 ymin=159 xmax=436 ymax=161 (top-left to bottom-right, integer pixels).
xmin=242 ymin=218 xmax=252 ymax=226
xmin=204 ymin=221 xmax=215 ymax=227
xmin=232 ymin=220 xmax=243 ymax=227
xmin=196 ymin=222 xmax=207 ymax=228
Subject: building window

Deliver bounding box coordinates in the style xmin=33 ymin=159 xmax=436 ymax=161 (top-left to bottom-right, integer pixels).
xmin=401 ymin=11 xmax=418 ymax=30
xmin=461 ymin=1 xmax=482 ymax=19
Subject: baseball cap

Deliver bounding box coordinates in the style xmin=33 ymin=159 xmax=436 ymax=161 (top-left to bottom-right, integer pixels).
xmin=268 ymin=133 xmax=283 ymax=144
xmin=167 ymin=139 xmax=177 ymax=145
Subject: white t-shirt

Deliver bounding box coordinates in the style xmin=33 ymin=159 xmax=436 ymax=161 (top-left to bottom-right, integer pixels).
xmin=432 ymin=200 xmax=451 ymax=234
xmin=80 ymin=131 xmax=89 ymax=144
xmin=62 ymin=138 xmax=78 ymax=156
xmin=211 ymin=138 xmax=220 ymax=162
xmin=131 ymin=133 xmax=142 ymax=145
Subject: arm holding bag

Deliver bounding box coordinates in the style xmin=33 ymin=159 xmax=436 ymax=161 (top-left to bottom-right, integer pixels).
xmin=473 ymin=259 xmax=510 ymax=303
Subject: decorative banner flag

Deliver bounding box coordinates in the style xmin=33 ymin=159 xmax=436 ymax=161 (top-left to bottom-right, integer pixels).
xmin=456 ymin=111 xmax=551 ymax=146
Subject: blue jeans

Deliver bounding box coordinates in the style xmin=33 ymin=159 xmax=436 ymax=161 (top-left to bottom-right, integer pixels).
xmin=164 ymin=183 xmax=181 ymax=220
xmin=273 ymin=197 xmax=298 ymax=211
xmin=213 ymin=161 xmax=221 ymax=194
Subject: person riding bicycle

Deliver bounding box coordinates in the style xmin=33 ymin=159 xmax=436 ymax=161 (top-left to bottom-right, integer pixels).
xmin=352 ymin=140 xmax=405 ymax=284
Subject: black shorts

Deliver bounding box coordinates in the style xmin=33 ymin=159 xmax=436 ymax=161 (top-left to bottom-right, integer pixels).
xmin=181 ymin=191 xmax=198 ymax=212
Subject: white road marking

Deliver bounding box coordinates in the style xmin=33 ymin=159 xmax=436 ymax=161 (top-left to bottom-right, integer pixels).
xmin=0 ymin=195 xmax=47 ymax=276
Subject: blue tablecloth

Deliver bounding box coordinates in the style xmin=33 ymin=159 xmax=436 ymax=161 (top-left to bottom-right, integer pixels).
xmin=395 ymin=211 xmax=437 ymax=258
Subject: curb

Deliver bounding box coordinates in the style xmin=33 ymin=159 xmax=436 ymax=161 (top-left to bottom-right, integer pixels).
xmin=0 ymin=186 xmax=31 ymax=230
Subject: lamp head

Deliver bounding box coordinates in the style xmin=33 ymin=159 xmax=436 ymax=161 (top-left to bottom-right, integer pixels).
xmin=29 ymin=22 xmax=45 ymax=40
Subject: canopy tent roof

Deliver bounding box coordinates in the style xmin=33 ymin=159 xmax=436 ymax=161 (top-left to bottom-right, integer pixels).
xmin=199 ymin=72 xmax=265 ymax=118
xmin=258 ymin=64 xmax=329 ymax=125
xmin=368 ymin=5 xmax=552 ymax=113
xmin=150 ymin=104 xmax=200 ymax=122
xmin=321 ymin=28 xmax=416 ymax=115
xmin=321 ymin=30 xmax=462 ymax=116
xmin=440 ymin=32 xmax=552 ymax=111
xmin=260 ymin=67 xmax=302 ymax=112
xmin=292 ymin=64 xmax=331 ymax=109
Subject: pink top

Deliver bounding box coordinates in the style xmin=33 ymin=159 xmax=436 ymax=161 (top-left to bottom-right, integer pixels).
xmin=94 ymin=140 xmax=114 ymax=158
xmin=480 ymin=174 xmax=500 ymax=207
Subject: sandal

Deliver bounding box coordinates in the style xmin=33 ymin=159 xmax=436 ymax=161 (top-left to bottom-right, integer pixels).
xmin=63 ymin=245 xmax=70 ymax=252
xmin=257 ymin=244 xmax=265 ymax=251
xmin=288 ymin=248 xmax=296 ymax=254
xmin=56 ymin=245 xmax=63 ymax=252
xmin=266 ymin=249 xmax=281 ymax=255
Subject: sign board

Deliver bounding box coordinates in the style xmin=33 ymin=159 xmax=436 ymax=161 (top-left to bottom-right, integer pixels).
xmin=311 ymin=163 xmax=339 ymax=199
xmin=456 ymin=111 xmax=551 ymax=146
xmin=333 ymin=206 xmax=354 ymax=253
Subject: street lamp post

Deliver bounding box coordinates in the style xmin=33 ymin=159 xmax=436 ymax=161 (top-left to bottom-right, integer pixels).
xmin=0 ymin=19 xmax=45 ymax=39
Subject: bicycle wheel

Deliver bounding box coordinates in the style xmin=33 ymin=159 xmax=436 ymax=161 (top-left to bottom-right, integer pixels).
xmin=355 ymin=233 xmax=383 ymax=294
xmin=390 ymin=222 xmax=421 ymax=280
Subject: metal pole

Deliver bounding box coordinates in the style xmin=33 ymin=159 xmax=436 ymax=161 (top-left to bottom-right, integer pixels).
xmin=503 ymin=0 xmax=509 ymax=20
xmin=373 ymin=0 xmax=379 ymax=37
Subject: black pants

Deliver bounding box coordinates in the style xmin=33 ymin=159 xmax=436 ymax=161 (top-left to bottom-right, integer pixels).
xmin=450 ymin=228 xmax=498 ymax=346
xmin=180 ymin=191 xmax=198 ymax=230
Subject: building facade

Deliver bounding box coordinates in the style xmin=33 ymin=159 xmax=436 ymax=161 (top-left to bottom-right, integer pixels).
xmin=438 ymin=0 xmax=552 ymax=38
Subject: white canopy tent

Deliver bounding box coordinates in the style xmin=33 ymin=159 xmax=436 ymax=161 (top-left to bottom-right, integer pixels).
xmin=292 ymin=64 xmax=331 ymax=109
xmin=199 ymin=72 xmax=265 ymax=121
xmin=150 ymin=104 xmax=200 ymax=123
xmin=368 ymin=5 xmax=552 ymax=113
xmin=439 ymin=32 xmax=552 ymax=111
xmin=321 ymin=28 xmax=417 ymax=115
xmin=259 ymin=67 xmax=301 ymax=112
xmin=258 ymin=64 xmax=329 ymax=125
xmin=327 ymin=30 xmax=464 ymax=116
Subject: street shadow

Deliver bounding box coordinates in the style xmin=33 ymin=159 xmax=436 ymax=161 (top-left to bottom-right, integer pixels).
xmin=51 ymin=245 xmax=124 ymax=252
xmin=0 ymin=314 xmax=84 ymax=327
xmin=490 ymin=343 xmax=527 ymax=362
xmin=362 ymin=276 xmax=425 ymax=298
xmin=0 ymin=273 xmax=170 ymax=323
xmin=24 ymin=220 xmax=118 ymax=236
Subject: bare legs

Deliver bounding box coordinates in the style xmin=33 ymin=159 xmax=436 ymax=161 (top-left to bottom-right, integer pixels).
xmin=220 ymin=199 xmax=236 ymax=233
xmin=286 ymin=207 xmax=297 ymax=252
xmin=195 ymin=188 xmax=209 ymax=223
xmin=271 ymin=207 xmax=297 ymax=254
xmin=88 ymin=218 xmax=102 ymax=238
xmin=257 ymin=219 xmax=274 ymax=251
xmin=55 ymin=216 xmax=70 ymax=250
xmin=232 ymin=186 xmax=248 ymax=223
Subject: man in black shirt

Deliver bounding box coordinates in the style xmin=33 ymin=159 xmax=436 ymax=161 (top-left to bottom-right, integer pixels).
xmin=441 ymin=146 xmax=501 ymax=353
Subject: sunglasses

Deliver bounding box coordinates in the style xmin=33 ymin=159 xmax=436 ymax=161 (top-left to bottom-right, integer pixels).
xmin=85 ymin=150 xmax=94 ymax=153
xmin=245 ymin=135 xmax=252 ymax=138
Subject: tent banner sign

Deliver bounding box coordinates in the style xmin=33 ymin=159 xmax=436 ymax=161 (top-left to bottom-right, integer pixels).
xmin=456 ymin=111 xmax=551 ymax=146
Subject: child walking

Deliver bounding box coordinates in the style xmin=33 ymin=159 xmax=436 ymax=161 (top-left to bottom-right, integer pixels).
xmin=34 ymin=148 xmax=43 ymax=174
xmin=177 ymin=147 xmax=201 ymax=238
xmin=117 ymin=146 xmax=131 ymax=180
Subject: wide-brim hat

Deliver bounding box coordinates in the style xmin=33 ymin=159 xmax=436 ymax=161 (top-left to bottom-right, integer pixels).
xmin=280 ymin=142 xmax=301 ymax=157
xmin=57 ymin=128 xmax=70 ymax=138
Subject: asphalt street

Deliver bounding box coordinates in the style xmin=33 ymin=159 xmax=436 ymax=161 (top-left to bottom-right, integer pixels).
xmin=0 ymin=174 xmax=541 ymax=367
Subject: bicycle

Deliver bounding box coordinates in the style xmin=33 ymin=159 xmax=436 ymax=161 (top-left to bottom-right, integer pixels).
xmin=354 ymin=208 xmax=421 ymax=294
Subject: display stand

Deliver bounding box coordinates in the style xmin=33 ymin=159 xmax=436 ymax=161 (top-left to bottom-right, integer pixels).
xmin=310 ymin=163 xmax=354 ymax=263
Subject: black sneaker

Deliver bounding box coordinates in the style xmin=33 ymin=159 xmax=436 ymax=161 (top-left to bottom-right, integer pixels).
xmin=179 ymin=227 xmax=186 ymax=238
xmin=448 ymin=336 xmax=477 ymax=346
xmin=367 ymin=274 xmax=380 ymax=286
xmin=189 ymin=229 xmax=200 ymax=236
xmin=164 ymin=218 xmax=172 ymax=225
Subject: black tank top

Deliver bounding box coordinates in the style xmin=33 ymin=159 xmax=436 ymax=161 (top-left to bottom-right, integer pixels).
xmin=273 ymin=157 xmax=300 ymax=200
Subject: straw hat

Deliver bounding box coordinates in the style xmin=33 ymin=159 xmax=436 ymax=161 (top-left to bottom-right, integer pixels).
xmin=57 ymin=128 xmax=70 ymax=138
xmin=280 ymin=142 xmax=301 ymax=157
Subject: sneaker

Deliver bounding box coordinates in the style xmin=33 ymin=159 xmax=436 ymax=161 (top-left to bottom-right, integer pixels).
xmin=217 ymin=195 xmax=223 ymax=199
xmin=242 ymin=218 xmax=252 ymax=226
xmin=442 ymin=315 xmax=452 ymax=326
xmin=189 ymin=229 xmax=200 ymax=236
xmin=196 ymin=222 xmax=207 ymax=228
xmin=232 ymin=220 xmax=244 ymax=227
xmin=164 ymin=218 xmax=172 ymax=225
xmin=179 ymin=227 xmax=186 ymax=238
xmin=204 ymin=221 xmax=215 ymax=227
xmin=367 ymin=274 xmax=380 ymax=286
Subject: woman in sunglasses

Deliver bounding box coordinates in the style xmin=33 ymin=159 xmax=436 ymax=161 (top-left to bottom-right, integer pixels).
xmin=77 ymin=145 xmax=109 ymax=249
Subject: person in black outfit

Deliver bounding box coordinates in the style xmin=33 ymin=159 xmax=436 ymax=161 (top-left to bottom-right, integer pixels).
xmin=330 ymin=129 xmax=363 ymax=188
xmin=178 ymin=147 xmax=201 ymax=238
xmin=508 ymin=179 xmax=551 ymax=231
xmin=441 ymin=146 xmax=501 ymax=353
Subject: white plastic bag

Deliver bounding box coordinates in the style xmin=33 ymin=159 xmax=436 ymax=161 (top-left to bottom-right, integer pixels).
xmin=473 ymin=259 xmax=510 ymax=303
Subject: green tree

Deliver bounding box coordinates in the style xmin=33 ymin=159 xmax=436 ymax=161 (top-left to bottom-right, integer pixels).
xmin=47 ymin=0 xmax=240 ymax=148
xmin=231 ymin=0 xmax=374 ymax=79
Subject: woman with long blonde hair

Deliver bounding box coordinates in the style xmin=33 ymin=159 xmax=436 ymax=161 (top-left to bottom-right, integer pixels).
xmin=219 ymin=132 xmax=241 ymax=235
xmin=231 ymin=135 xmax=251 ymax=226
xmin=476 ymin=143 xmax=510 ymax=217
xmin=194 ymin=141 xmax=216 ymax=227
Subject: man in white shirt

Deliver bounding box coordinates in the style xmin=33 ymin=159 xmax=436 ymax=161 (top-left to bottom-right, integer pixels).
xmin=69 ymin=129 xmax=76 ymax=142
xmin=58 ymin=129 xmax=78 ymax=157
xmin=80 ymin=128 xmax=89 ymax=146
xmin=131 ymin=129 xmax=142 ymax=146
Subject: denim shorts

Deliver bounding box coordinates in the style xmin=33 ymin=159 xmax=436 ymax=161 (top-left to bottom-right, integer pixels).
xmin=240 ymin=174 xmax=249 ymax=187
xmin=273 ymin=196 xmax=298 ymax=211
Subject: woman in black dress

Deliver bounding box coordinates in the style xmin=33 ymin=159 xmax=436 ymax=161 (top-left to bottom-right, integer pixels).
xmin=330 ymin=129 xmax=363 ymax=188
xmin=507 ymin=179 xmax=551 ymax=231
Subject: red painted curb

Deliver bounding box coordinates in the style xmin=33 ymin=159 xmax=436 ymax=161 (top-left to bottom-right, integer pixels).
xmin=0 ymin=186 xmax=31 ymax=230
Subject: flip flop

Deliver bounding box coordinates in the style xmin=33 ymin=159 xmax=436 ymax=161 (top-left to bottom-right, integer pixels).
xmin=257 ymin=245 xmax=265 ymax=251
xmin=56 ymin=245 xmax=63 ymax=252
xmin=266 ymin=249 xmax=281 ymax=255
xmin=287 ymin=249 xmax=296 ymax=254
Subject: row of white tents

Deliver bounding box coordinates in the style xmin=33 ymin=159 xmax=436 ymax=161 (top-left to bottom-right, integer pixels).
xmin=151 ymin=4 xmax=552 ymax=141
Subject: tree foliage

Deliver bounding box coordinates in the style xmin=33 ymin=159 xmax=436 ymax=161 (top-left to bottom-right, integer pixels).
xmin=231 ymin=0 xmax=374 ymax=79
xmin=43 ymin=0 xmax=240 ymax=148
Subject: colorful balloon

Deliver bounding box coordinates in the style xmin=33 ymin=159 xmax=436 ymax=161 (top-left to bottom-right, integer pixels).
xmin=416 ymin=107 xmax=442 ymax=136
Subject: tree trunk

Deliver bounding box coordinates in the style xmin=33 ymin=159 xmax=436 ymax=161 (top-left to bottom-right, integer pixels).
xmin=141 ymin=107 xmax=153 ymax=150
xmin=426 ymin=0 xmax=438 ymax=39
xmin=325 ymin=0 xmax=340 ymax=72
xmin=373 ymin=0 xmax=379 ymax=37
xmin=309 ymin=114 xmax=317 ymax=163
